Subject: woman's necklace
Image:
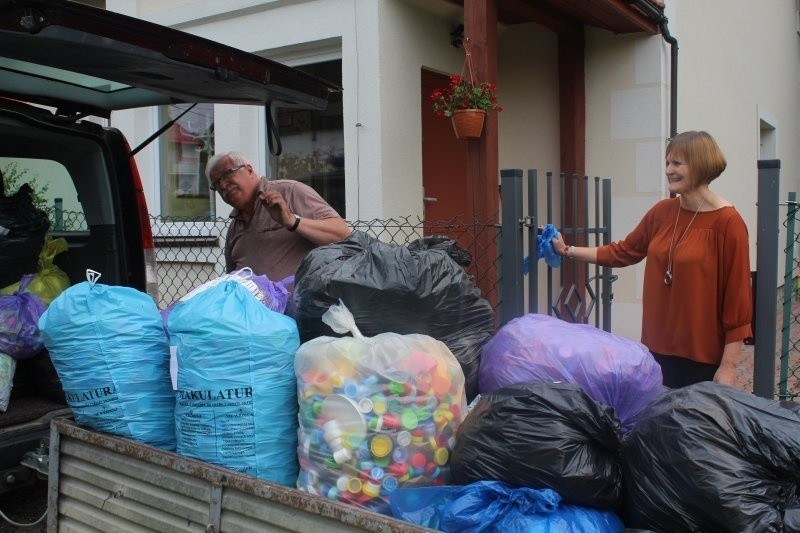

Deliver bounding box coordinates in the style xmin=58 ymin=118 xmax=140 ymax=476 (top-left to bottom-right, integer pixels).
xmin=664 ymin=197 xmax=706 ymax=286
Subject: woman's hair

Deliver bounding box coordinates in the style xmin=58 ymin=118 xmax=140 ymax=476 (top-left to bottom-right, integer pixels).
xmin=666 ymin=131 xmax=727 ymax=184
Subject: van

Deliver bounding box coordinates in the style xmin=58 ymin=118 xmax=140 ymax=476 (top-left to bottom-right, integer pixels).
xmin=0 ymin=0 xmax=338 ymax=494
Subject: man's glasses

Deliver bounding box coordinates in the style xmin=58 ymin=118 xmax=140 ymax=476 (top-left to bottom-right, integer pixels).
xmin=209 ymin=165 xmax=245 ymax=191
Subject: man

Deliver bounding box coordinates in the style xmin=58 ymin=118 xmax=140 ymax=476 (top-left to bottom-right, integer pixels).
xmin=206 ymin=151 xmax=351 ymax=281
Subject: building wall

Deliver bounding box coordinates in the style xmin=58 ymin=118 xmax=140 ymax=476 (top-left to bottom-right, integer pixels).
xmin=585 ymin=29 xmax=667 ymax=341
xmin=584 ymin=0 xmax=800 ymax=341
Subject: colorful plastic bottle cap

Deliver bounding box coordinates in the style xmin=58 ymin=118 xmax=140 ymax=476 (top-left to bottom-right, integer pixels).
xmin=431 ymin=370 xmax=451 ymax=396
xmin=434 ymin=447 xmax=449 ymax=466
xmin=382 ymin=475 xmax=399 ymax=492
xmin=388 ymin=381 xmax=405 ymax=395
xmin=415 ymin=407 xmax=431 ymax=421
xmin=374 ymin=455 xmax=391 ymax=467
xmin=347 ymin=477 xmax=363 ymax=494
xmin=400 ymin=409 xmax=419 ymax=430
xmin=426 ymin=465 xmax=441 ymax=478
xmin=392 ymin=446 xmax=408 ymax=463
xmin=410 ymin=452 xmax=427 ymax=470
xmin=368 ymin=415 xmax=384 ymax=431
xmin=387 ymin=399 xmax=402 ymax=413
xmin=371 ymin=394 xmax=388 ymax=415
xmin=336 ymin=475 xmax=350 ymax=492
xmin=343 ymin=380 xmax=360 ymax=398
xmin=370 ymin=466 xmax=385 ymax=481
xmin=370 ymin=434 xmax=393 ymax=458
xmin=327 ymin=487 xmax=340 ymax=500
xmin=357 ymin=398 xmax=374 ymax=413
xmin=345 ymin=433 xmax=364 ymax=449
xmin=332 ymin=447 xmax=353 ymax=464
xmin=362 ymin=480 xmax=381 ymax=498
xmin=382 ymin=413 xmax=400 ymax=430
xmin=396 ymin=431 xmax=412 ymax=447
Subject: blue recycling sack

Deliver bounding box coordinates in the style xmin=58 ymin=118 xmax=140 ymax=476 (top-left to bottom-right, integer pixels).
xmin=523 ymin=224 xmax=561 ymax=273
xmin=391 ymin=480 xmax=624 ymax=532
xmin=168 ymin=280 xmax=300 ymax=486
xmin=38 ymin=274 xmax=175 ymax=450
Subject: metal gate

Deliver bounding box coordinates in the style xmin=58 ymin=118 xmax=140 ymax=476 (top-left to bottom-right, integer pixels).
xmin=498 ymin=169 xmax=614 ymax=329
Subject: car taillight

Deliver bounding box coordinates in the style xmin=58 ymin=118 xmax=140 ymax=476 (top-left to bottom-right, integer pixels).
xmin=126 ymin=149 xmax=160 ymax=302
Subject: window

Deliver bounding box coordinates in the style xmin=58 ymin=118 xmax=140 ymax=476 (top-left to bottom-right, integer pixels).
xmin=270 ymin=60 xmax=344 ymax=217
xmin=158 ymin=103 xmax=215 ymax=219
xmin=0 ymin=157 xmax=86 ymax=232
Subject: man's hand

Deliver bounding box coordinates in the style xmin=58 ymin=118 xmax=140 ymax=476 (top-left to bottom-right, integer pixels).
xmin=259 ymin=189 xmax=295 ymax=228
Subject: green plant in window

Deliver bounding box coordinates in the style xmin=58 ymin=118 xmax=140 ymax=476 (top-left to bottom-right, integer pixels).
xmin=1 ymin=161 xmax=50 ymax=210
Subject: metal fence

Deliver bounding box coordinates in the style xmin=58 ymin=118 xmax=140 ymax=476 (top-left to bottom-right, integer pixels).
xmin=777 ymin=191 xmax=800 ymax=400
xmin=752 ymin=160 xmax=800 ymax=401
xmin=498 ymin=169 xmax=614 ymax=329
xmin=152 ymin=215 xmax=501 ymax=312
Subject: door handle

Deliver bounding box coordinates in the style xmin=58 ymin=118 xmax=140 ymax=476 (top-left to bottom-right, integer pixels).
xmin=423 ymin=197 xmax=438 ymax=203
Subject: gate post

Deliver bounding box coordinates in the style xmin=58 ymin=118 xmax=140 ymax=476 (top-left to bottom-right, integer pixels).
xmin=754 ymin=159 xmax=780 ymax=399
xmin=500 ymin=169 xmax=524 ymax=325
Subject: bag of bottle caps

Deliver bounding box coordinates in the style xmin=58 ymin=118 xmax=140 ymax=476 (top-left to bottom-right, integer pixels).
xmin=295 ymin=301 xmax=467 ymax=516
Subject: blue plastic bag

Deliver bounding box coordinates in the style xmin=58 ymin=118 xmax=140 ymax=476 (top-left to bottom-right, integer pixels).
xmin=391 ymin=481 xmax=624 ymax=532
xmin=0 ymin=274 xmax=46 ymax=359
xmin=38 ymin=271 xmax=176 ymax=450
xmin=523 ymin=224 xmax=561 ymax=273
xmin=168 ymin=280 xmax=300 ymax=486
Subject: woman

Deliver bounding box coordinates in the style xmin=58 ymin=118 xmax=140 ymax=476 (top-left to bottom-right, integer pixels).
xmin=551 ymin=131 xmax=752 ymax=388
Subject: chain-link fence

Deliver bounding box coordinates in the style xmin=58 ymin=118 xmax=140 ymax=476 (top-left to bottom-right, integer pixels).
xmin=152 ymin=214 xmax=501 ymax=312
xmin=778 ymin=194 xmax=800 ymax=400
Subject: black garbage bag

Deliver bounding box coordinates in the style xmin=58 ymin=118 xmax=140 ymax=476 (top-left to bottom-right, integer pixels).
xmin=294 ymin=230 xmax=495 ymax=401
xmin=622 ymin=381 xmax=800 ymax=532
xmin=450 ymin=381 xmax=623 ymax=510
xmin=407 ymin=235 xmax=472 ymax=267
xmin=0 ymin=182 xmax=51 ymax=288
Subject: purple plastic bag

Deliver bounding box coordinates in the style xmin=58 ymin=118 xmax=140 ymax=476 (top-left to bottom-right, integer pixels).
xmin=0 ymin=274 xmax=47 ymax=359
xmin=478 ymin=313 xmax=662 ymax=434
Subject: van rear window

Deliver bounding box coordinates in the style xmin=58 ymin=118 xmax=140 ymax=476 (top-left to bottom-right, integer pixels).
xmin=0 ymin=157 xmax=87 ymax=233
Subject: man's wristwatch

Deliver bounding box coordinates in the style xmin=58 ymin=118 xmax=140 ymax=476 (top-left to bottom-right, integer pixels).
xmin=287 ymin=214 xmax=301 ymax=232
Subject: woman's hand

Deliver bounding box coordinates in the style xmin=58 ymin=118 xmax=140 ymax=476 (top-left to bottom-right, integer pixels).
xmin=551 ymin=231 xmax=568 ymax=256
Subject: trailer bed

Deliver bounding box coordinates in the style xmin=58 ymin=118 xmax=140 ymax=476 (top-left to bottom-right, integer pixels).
xmin=48 ymin=418 xmax=430 ymax=532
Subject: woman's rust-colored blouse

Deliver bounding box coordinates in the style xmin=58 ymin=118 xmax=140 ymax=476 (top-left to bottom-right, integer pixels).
xmin=595 ymin=198 xmax=753 ymax=365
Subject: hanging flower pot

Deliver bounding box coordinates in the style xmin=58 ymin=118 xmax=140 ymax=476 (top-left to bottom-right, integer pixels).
xmin=451 ymin=109 xmax=486 ymax=139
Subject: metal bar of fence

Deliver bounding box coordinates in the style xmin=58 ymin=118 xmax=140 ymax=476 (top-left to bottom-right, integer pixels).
xmin=527 ymin=169 xmax=539 ymax=314
xmin=581 ymin=175 xmax=593 ymax=326
xmin=754 ymin=159 xmax=780 ymax=399
xmin=592 ymin=177 xmax=601 ymax=328
xmin=780 ymin=192 xmax=797 ymax=399
xmin=547 ymin=172 xmax=555 ymax=312
xmin=601 ymin=178 xmax=612 ymax=332
xmin=500 ymin=169 xmax=524 ymax=325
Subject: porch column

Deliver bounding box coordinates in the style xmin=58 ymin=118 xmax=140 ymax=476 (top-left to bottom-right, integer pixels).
xmin=464 ymin=0 xmax=500 ymax=311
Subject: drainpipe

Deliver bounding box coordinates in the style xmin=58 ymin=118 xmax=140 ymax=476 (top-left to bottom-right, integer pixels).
xmin=629 ymin=1 xmax=678 ymax=137
xmin=660 ymin=18 xmax=678 ymax=138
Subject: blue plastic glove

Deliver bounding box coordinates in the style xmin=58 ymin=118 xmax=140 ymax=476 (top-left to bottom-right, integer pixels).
xmin=523 ymin=224 xmax=561 ymax=274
